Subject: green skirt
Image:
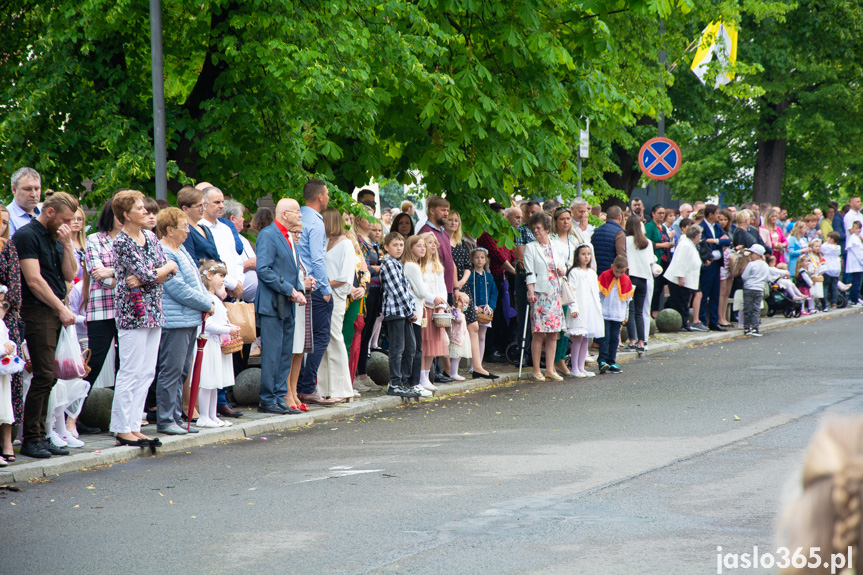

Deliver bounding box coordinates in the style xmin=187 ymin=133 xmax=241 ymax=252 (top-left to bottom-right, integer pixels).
xmin=343 ymin=298 xmax=363 ymax=347
xmin=555 ymin=304 xmax=569 ymax=362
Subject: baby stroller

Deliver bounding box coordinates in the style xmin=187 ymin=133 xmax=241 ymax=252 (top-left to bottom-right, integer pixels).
xmin=766 ymin=283 xmax=802 ymax=318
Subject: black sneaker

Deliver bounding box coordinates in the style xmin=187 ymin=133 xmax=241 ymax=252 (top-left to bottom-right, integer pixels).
xmin=751 ymin=329 xmax=763 ymax=337
xmin=608 ymin=364 xmax=623 ymax=374
xmin=20 ymin=440 xmax=52 ymax=459
xmin=598 ymin=362 xmax=610 ymax=374
xmin=40 ymin=439 xmax=69 ymax=456
xmin=386 ymin=384 xmax=420 ymax=398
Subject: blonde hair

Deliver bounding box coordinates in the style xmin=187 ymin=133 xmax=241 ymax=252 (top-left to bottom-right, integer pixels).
xmin=73 ymin=208 xmax=87 ymax=248
xmin=448 ymin=211 xmax=463 ymax=244
xmin=401 ymin=235 xmax=425 ymax=266
xmin=779 ymin=418 xmax=863 ymax=574
xmin=322 ymin=208 xmax=345 ymax=238
xmin=419 ymin=231 xmax=443 ymax=274
xmin=789 ymin=221 xmax=807 ymax=239
xmin=0 ymin=205 xmax=10 ymax=240
xmin=198 ymin=259 xmax=227 ymax=289
xmin=735 ymin=210 xmax=751 ymax=227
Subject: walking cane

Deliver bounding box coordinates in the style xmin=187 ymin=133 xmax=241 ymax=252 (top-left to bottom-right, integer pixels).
xmin=517 ymin=303 xmax=531 ymax=381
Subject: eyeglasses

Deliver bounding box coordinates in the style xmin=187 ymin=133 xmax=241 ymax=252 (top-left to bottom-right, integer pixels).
xmin=285 ymin=209 xmax=302 ymax=214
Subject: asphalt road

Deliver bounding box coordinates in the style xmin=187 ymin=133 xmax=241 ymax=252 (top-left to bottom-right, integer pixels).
xmin=2 ymin=313 xmax=861 ymax=575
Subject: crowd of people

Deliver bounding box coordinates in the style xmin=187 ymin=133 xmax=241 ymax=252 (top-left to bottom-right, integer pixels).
xmin=0 ymin=165 xmax=859 ymax=465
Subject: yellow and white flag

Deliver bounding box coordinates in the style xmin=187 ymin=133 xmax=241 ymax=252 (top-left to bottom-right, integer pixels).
xmin=690 ymin=21 xmax=738 ymax=88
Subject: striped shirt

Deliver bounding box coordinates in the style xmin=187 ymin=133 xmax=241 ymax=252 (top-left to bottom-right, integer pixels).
xmin=380 ymin=255 xmax=414 ymax=319
xmin=84 ymin=231 xmax=117 ymax=322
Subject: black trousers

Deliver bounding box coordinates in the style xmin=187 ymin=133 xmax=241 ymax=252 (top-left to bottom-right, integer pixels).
xmin=357 ymin=286 xmax=382 ymax=376
xmin=668 ymin=283 xmax=695 ymax=328
xmin=21 ymin=304 xmax=61 ymax=443
xmin=84 ymin=319 xmax=118 ymax=385
xmin=628 ymin=276 xmax=648 ymax=342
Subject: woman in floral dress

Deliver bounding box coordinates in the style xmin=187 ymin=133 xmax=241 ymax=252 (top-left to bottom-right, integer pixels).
xmin=523 ymin=212 xmax=566 ymax=381
xmin=109 ymin=190 xmax=177 ymax=447
xmin=0 ymin=234 xmax=23 ymax=461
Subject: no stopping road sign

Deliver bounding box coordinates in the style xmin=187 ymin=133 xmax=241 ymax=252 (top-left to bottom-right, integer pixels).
xmin=638 ymin=137 xmax=682 ymax=181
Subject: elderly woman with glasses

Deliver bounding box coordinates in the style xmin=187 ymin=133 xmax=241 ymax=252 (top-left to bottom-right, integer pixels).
xmin=154 ymin=208 xmax=214 ymax=435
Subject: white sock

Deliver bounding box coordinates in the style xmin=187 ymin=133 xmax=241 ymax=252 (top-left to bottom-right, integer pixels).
xmin=420 ymin=370 xmax=430 ymax=385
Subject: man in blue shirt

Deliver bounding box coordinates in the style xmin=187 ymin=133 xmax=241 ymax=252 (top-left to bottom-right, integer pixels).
xmin=7 ymin=167 xmax=42 ymax=235
xmin=297 ymin=179 xmax=339 ymax=406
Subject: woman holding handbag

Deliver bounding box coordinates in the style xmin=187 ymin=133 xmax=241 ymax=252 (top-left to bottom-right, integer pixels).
xmin=550 ymin=207 xmax=579 ymax=376
xmin=524 ymin=212 xmax=566 ymax=381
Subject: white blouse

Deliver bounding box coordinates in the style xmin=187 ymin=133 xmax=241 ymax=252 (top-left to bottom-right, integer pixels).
xmin=625 ymin=236 xmax=657 ymax=280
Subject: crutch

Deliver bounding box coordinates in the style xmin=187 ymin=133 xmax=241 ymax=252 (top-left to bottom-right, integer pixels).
xmin=517 ymin=302 xmax=531 ymax=381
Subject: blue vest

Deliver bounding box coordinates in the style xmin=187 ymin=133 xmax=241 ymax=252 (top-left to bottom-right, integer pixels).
xmin=591 ymin=220 xmax=624 ymax=274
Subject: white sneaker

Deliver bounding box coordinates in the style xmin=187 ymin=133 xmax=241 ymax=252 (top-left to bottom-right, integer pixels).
xmin=63 ymin=434 xmax=85 ymax=448
xmin=420 ymin=381 xmax=438 ymax=392
xmin=410 ymin=385 xmax=433 ymax=397
xmin=196 ymin=418 xmax=219 ymax=428
xmin=213 ymin=418 xmax=229 ymax=427
xmin=48 ymin=431 xmax=68 ymax=448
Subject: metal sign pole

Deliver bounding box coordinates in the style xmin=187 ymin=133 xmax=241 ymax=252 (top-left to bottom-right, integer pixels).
xmin=576 ymin=155 xmax=582 ymax=197
xmin=150 ymin=0 xmax=167 ymax=202
xmin=657 ymin=20 xmax=667 ymax=202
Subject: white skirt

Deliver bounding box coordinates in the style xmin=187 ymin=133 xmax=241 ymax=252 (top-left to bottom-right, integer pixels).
xmin=199 ymin=337 xmax=235 ymax=390
xmin=0 ymin=374 xmax=12 ymax=425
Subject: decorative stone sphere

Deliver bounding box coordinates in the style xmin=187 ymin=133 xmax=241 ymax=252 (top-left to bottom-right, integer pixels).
xmin=656 ymin=308 xmax=683 ymax=333
xmin=649 ymin=318 xmax=657 ymax=336
xmin=366 ymin=352 xmax=390 ymax=387
xmin=619 ymin=325 xmax=629 ymax=342
xmin=233 ymin=368 xmax=261 ymax=405
xmin=79 ymin=387 xmax=114 ymax=431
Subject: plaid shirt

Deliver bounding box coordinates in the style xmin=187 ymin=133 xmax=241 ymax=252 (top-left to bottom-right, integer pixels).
xmin=84 ymin=231 xmax=117 ymax=322
xmin=477 ymin=232 xmax=514 ymax=278
xmin=380 ymin=255 xmax=414 ymax=319
xmin=515 ymin=224 xmax=536 ymax=246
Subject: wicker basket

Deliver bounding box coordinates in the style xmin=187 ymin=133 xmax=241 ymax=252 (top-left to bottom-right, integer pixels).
xmin=476 ymin=309 xmax=493 ymax=324
xmin=221 ymin=335 xmax=244 ymax=355
xmin=432 ymin=308 xmax=452 ymax=328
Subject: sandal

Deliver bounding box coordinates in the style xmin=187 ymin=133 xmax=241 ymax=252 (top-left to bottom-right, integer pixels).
xmin=1 ymin=452 xmax=15 ymax=462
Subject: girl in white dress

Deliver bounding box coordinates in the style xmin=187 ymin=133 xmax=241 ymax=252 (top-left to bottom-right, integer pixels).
xmin=197 ymin=261 xmax=239 ymax=428
xmin=566 ymin=245 xmax=604 ymax=377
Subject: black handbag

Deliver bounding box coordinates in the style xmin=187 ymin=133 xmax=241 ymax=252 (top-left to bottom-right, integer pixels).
xmin=697 ymin=240 xmax=714 ymax=263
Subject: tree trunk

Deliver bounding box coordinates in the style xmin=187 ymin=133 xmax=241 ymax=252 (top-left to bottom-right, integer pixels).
xmin=602 ymin=142 xmax=641 ymax=210
xmin=752 ymin=100 xmax=790 ymax=206
xmin=752 ymin=138 xmax=787 ymax=206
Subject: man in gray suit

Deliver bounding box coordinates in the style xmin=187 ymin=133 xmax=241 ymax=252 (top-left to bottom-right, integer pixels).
xmin=255 ymin=198 xmax=307 ymax=414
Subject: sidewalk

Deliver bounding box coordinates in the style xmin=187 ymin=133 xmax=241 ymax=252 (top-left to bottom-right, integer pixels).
xmin=1 ymin=307 xmax=858 ymax=485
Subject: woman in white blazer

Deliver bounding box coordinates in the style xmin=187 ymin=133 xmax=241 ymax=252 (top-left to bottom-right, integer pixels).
xmin=524 ymin=212 xmax=566 ymax=381
xmin=624 ymin=215 xmax=657 ymax=355
xmin=663 ymin=224 xmax=703 ymax=332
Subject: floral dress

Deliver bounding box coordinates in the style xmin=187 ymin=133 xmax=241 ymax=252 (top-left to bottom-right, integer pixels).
xmin=0 ymin=240 xmax=24 ymax=423
xmin=532 ymin=243 xmax=565 ymax=333
xmin=112 ymin=230 xmax=168 ymax=330
xmin=451 ymin=239 xmax=478 ymax=324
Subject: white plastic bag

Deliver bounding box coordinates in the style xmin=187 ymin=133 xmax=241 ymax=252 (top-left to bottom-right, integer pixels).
xmin=92 ymin=337 xmax=116 ymax=389
xmin=55 ymin=325 xmax=86 ymax=380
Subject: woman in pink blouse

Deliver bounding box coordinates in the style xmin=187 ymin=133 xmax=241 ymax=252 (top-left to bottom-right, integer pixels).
xmin=761 ymin=208 xmax=787 ymax=264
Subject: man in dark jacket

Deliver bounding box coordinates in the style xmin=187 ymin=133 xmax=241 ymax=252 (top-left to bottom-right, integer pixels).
xmin=591 ymin=206 xmax=627 ymax=274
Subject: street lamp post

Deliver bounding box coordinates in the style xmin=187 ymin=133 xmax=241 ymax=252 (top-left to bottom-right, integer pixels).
xmin=149 ymin=0 xmax=167 ymax=201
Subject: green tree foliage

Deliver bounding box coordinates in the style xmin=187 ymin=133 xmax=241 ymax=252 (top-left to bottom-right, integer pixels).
xmin=2 ymin=0 xmax=698 ymax=241
xmin=669 ymin=0 xmax=863 ymax=214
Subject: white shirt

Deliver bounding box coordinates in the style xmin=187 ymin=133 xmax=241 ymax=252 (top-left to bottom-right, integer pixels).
xmin=844 ymin=209 xmax=863 ymax=248
xmin=625 ymin=236 xmax=657 ymax=279
xmin=199 ymin=218 xmax=243 ymax=291
xmin=239 ymin=235 xmax=258 ymax=302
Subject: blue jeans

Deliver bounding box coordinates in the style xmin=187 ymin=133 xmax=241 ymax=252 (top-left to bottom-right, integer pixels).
xmin=849 ymin=272 xmax=863 ymax=304
xmin=597 ymin=320 xmax=622 ymax=365
xmin=298 ymin=291 xmax=334 ymax=395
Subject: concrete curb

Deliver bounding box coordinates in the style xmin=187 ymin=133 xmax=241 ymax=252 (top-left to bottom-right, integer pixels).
xmin=2 ymin=306 xmax=858 ymax=484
